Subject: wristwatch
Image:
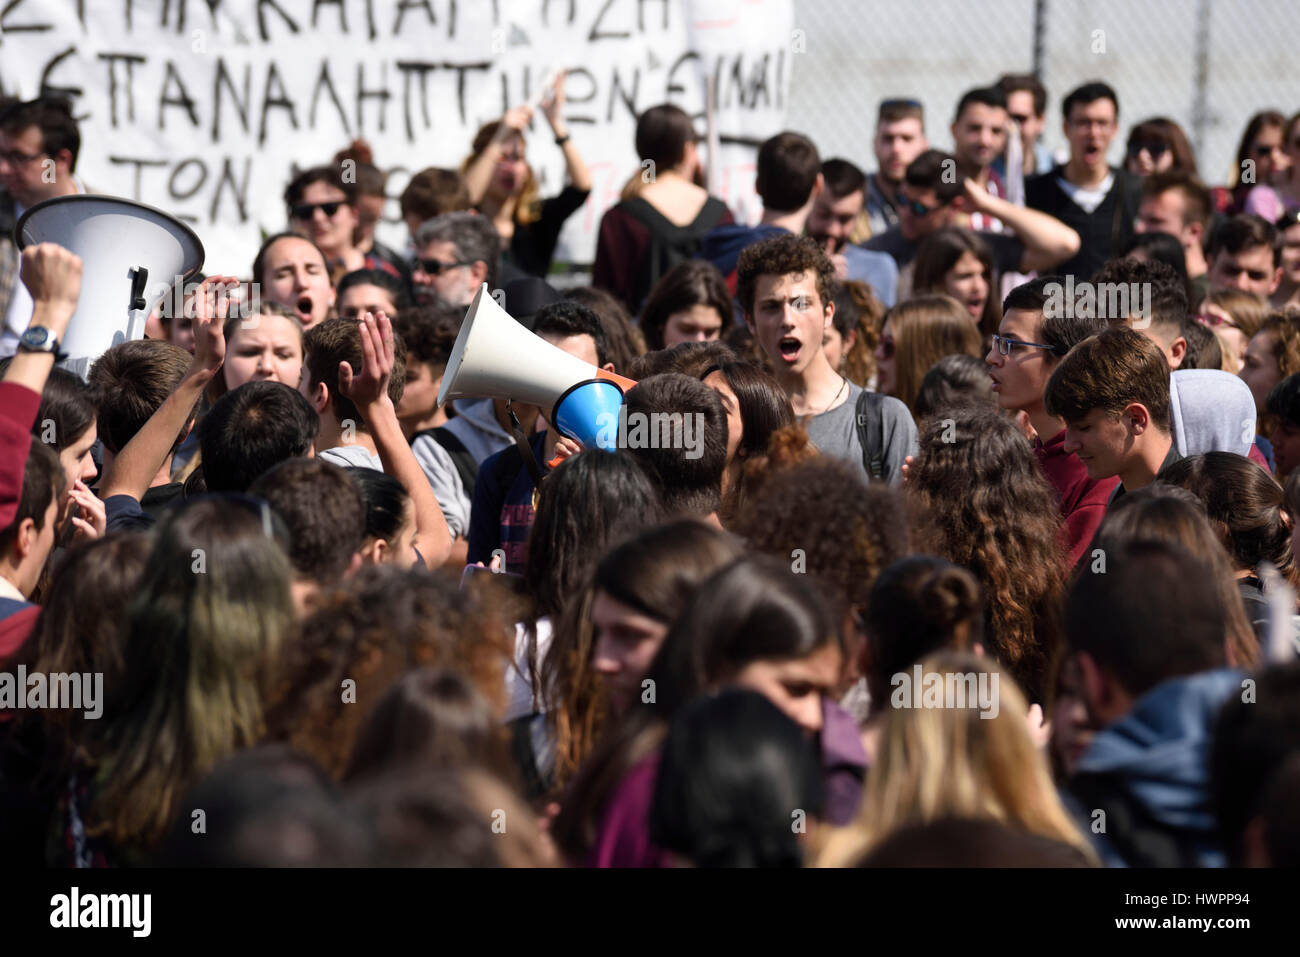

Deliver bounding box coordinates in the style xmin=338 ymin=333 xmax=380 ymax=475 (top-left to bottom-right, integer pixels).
xmin=18 ymin=326 xmax=66 ymax=360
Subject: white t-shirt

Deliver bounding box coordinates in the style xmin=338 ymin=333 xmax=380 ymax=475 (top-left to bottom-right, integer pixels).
xmin=1056 ymin=172 xmax=1114 ymax=215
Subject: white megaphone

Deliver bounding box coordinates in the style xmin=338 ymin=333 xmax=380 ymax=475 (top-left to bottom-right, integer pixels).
xmin=16 ymin=195 xmax=204 ymax=379
xmin=439 ymin=284 xmax=637 ymax=450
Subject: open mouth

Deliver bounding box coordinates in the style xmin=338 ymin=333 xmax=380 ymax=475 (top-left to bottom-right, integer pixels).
xmin=778 ymin=336 xmax=802 ymax=362
xmin=295 ymin=294 xmax=314 ymax=322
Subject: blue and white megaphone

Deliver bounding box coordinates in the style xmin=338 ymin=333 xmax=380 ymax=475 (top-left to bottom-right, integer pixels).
xmin=438 ymin=284 xmax=636 ymax=450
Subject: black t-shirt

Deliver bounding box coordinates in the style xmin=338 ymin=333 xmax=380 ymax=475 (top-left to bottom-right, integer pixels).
xmin=862 ymin=226 xmax=1024 ymax=273
xmin=506 ymin=185 xmax=591 ymax=276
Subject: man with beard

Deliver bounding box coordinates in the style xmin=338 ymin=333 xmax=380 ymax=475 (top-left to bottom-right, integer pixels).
xmin=805 ymin=158 xmax=898 ymax=306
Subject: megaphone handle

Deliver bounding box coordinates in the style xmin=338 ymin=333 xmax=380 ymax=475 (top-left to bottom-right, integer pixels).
xmin=128 ymin=266 xmax=150 ymax=312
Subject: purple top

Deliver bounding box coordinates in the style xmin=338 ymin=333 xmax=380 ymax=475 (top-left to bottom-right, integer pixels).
xmin=584 ymin=697 xmax=870 ymax=867
xmin=585 ymin=751 xmax=669 ymax=869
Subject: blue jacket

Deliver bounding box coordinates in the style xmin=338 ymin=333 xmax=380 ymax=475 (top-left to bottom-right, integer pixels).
xmin=1068 ymin=669 xmax=1242 ymax=867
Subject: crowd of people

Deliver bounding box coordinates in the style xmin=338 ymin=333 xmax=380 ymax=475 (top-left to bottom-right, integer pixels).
xmin=1 ymin=68 xmax=1300 ymax=869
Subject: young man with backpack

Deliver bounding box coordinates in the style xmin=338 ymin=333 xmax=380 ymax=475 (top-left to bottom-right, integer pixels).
xmin=736 ymin=234 xmax=917 ymax=484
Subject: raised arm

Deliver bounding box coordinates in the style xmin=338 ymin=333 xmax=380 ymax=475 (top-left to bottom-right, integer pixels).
xmin=3 ymin=244 xmax=82 ymax=396
xmin=542 ymin=71 xmax=591 ymax=193
xmin=963 ymin=179 xmax=1081 ymax=273
xmin=100 ymin=277 xmax=236 ymax=501
xmin=339 ymin=311 xmax=453 ymax=566
xmin=463 ymin=105 xmax=534 ymax=206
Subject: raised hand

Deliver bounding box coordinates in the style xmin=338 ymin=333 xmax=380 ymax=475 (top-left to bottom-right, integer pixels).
xmin=20 ymin=243 xmax=83 ymax=331
xmin=338 ymin=311 xmax=395 ymax=414
xmin=191 ymin=275 xmax=240 ymax=374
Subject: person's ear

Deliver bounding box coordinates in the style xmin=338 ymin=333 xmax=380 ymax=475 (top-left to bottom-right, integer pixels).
xmin=361 ymin=537 xmax=386 ymax=566
xmin=14 ymin=517 xmax=37 ymax=561
xmin=601 ymin=361 xmax=616 ymax=374
xmin=1186 ymin=220 xmax=1205 ymax=246
xmin=844 ymin=327 xmax=857 ymax=352
xmin=823 ymin=297 xmax=835 ymax=330
xmin=744 ymin=312 xmax=756 ymax=335
xmin=1271 ymin=266 xmax=1283 ymax=295
xmin=1125 ymin=402 xmax=1150 ymax=434
xmin=1075 ymin=651 xmax=1116 ymax=724
xmin=309 ymin=378 xmax=329 ymax=414
xmin=1170 ymin=336 xmax=1187 ymax=368
xmin=471 ymin=260 xmax=489 ymax=287
xmin=811 ymin=172 xmax=825 ymax=202
xmin=344 ymin=551 xmax=363 ymax=578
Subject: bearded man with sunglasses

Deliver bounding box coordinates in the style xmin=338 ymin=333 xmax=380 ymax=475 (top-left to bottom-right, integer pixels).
xmin=410 ymin=210 xmax=522 ymax=309
xmin=986 ymin=277 xmax=1115 ymax=568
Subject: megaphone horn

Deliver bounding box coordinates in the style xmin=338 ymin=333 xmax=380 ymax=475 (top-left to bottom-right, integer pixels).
xmin=440 ymin=284 xmax=637 ymax=450
xmin=16 ymin=195 xmax=204 ymax=380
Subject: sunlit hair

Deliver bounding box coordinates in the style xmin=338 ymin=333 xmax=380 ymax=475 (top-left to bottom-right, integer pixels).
xmin=543 ymin=520 xmax=743 ymax=786
xmin=15 ymin=534 xmax=151 ymax=781
xmin=883 ymin=294 xmax=983 ymax=416
xmin=816 ymin=652 xmax=1095 ymax=867
xmin=911 ymin=227 xmax=1001 ymax=339
xmin=832 ymin=280 xmax=885 ymax=388
xmin=906 ymin=406 xmax=1066 ymax=702
xmin=1254 ymin=307 xmax=1300 ymax=382
xmin=463 ymin=121 xmax=540 ymax=225
xmin=263 ymin=564 xmax=512 ymax=779
xmin=79 ymin=499 xmax=294 ymax=856
xmin=1202 ymin=288 xmax=1269 ymax=344
xmin=1092 ymin=482 xmax=1259 ymax=668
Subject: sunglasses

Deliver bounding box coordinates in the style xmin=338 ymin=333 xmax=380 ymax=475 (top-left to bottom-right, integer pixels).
xmin=1127 ymin=141 xmax=1168 ymax=160
xmin=991 ymin=334 xmax=1057 ymax=356
xmin=290 ymin=201 xmax=344 ymax=221
xmin=414 ymin=257 xmax=471 ymax=276
xmin=903 ymin=197 xmax=942 ymax=217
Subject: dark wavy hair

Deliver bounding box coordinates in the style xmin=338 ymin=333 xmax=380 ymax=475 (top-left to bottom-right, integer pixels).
xmin=699 ymin=358 xmax=795 ymax=459
xmin=639 ymin=260 xmax=733 ymax=352
xmin=732 ymin=456 xmax=911 ymax=616
xmin=543 ymin=520 xmax=743 ymax=788
xmin=906 ymin=405 xmax=1066 ymax=702
xmin=34 ymin=367 xmax=96 ymax=452
xmin=1159 ymin=452 xmax=1300 ymax=593
xmin=911 ymin=226 xmax=1001 ymax=339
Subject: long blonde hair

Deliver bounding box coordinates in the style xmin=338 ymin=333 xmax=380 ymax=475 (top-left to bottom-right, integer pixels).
xmin=885 ymin=294 xmax=983 ymax=416
xmin=816 ymin=651 xmax=1095 ymax=867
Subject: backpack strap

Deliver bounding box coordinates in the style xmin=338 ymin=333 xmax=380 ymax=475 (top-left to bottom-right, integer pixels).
xmin=855 ymin=390 xmax=887 ymax=481
xmin=415 ymin=426 xmax=479 ymax=499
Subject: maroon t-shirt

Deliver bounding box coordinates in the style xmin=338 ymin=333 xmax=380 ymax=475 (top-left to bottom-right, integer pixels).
xmin=1034 ymin=429 xmax=1119 ymax=570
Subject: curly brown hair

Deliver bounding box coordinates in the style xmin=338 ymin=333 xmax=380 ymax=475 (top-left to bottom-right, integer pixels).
xmin=834 ymin=280 xmax=885 ymax=388
xmin=906 ymin=405 xmax=1067 ymax=702
xmin=735 ymin=234 xmax=836 ymax=318
xmin=731 ymin=455 xmax=912 ymax=616
xmin=263 ymin=565 xmax=513 ymax=778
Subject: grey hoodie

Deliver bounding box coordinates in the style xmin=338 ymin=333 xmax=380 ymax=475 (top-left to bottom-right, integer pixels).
xmin=412 ymin=398 xmax=514 ymax=539
xmin=1168 ymin=369 xmax=1255 ymax=459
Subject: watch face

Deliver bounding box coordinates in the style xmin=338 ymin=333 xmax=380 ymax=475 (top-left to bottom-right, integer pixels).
xmin=21 ymin=327 xmax=50 ymax=348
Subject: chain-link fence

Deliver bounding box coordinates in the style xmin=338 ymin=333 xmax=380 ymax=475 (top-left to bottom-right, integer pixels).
xmin=787 ymin=0 xmax=1300 ymax=188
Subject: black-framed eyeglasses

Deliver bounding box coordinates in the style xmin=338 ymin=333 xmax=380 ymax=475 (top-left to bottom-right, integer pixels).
xmin=414 ymin=257 xmax=471 ymax=276
xmin=290 ymin=201 xmax=344 ymax=221
xmin=0 ymin=147 xmax=47 ymax=166
xmin=992 ymin=334 xmax=1057 ymax=356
